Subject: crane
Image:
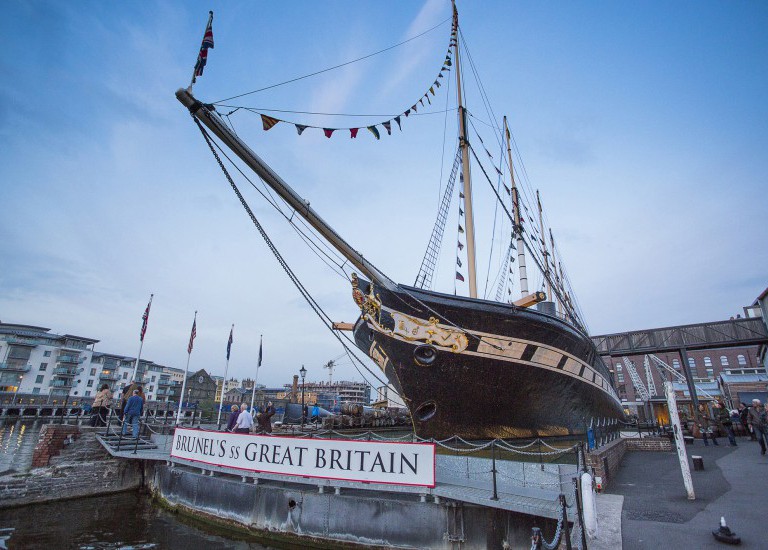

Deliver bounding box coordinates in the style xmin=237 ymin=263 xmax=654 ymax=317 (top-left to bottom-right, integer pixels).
xmin=323 ymin=359 xmax=335 ymax=385
xmin=646 ymin=354 xmax=716 ymax=400
xmin=643 ymin=355 xmax=657 ymax=396
xmin=622 ymin=357 xmax=650 ymax=402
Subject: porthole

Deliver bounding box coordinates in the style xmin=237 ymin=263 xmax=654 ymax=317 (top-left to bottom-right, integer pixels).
xmin=414 ymin=344 xmax=437 ymax=366
xmin=415 ymin=400 xmax=437 ymax=421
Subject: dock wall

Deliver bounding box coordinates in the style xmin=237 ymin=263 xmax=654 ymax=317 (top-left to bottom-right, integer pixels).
xmin=0 ymin=425 xmax=143 ymax=509
xmin=148 ymin=463 xmax=557 ymax=549
xmin=587 ymin=436 xmax=672 ymax=489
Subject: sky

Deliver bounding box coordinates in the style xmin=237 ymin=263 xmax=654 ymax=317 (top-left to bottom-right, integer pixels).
xmin=1 ymin=1 xmax=766 ymax=389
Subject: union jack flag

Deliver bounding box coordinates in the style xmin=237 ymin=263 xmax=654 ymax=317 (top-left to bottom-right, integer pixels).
xmin=226 ymin=325 xmax=233 ymax=361
xmin=193 ymin=12 xmax=214 ymax=81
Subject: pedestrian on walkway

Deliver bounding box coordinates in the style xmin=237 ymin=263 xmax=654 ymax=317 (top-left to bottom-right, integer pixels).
xmin=91 ymin=384 xmax=112 ymax=427
xmin=234 ymin=403 xmax=253 ymax=434
xmin=738 ymin=402 xmax=756 ymax=440
xmin=698 ymin=403 xmax=719 ymax=446
xmin=747 ymin=399 xmax=768 ymax=455
xmin=121 ymin=389 xmax=143 ymax=439
xmin=714 ymin=400 xmax=737 ymax=446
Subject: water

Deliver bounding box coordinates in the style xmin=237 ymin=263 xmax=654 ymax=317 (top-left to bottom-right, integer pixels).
xmin=0 ymin=491 xmax=278 ymax=549
xmin=0 ymin=420 xmax=43 ymax=474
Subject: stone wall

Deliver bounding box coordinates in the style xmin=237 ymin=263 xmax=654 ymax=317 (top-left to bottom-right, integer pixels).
xmin=0 ymin=425 xmax=143 ymax=508
xmin=625 ymin=436 xmax=672 ymax=452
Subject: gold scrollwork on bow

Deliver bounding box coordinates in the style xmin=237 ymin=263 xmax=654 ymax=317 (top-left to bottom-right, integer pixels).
xmin=390 ymin=312 xmax=469 ymax=352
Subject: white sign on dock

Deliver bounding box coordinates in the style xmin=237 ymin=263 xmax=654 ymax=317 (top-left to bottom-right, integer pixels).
xmin=171 ymin=428 xmax=436 ymax=487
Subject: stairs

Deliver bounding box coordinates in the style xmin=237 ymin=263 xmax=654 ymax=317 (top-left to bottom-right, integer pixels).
xmin=97 ymin=432 xmax=158 ymax=453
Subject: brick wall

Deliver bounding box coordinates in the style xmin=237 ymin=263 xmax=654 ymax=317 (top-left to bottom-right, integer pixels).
xmin=585 ymin=436 xmax=672 ymax=490
xmin=1 ymin=425 xmax=143 ymax=508
xmin=31 ymin=424 xmax=80 ymax=468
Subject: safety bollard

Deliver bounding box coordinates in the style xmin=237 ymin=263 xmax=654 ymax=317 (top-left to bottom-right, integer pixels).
xmin=491 ymin=439 xmax=499 ymax=500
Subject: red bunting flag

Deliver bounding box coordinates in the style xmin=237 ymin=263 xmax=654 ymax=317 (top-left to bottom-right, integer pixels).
xmin=261 ymin=115 xmax=280 ymax=131
xmin=350 ymin=128 xmax=359 ymax=138
xmin=456 ymin=272 xmax=465 ymax=282
xmin=323 ymin=128 xmax=335 ymax=138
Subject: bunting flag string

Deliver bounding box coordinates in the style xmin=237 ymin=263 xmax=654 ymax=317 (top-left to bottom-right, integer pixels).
xmin=237 ymin=22 xmax=457 ymax=141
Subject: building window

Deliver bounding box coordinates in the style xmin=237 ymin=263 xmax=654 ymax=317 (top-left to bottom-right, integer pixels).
xmin=90 ymin=368 xmax=96 ymax=376
xmin=32 ymin=387 xmax=40 ymax=394
xmin=615 ymin=364 xmax=623 ymax=371
xmin=87 ymin=380 xmax=94 ymax=387
xmin=688 ymin=357 xmax=696 ymax=368
xmin=35 ymin=375 xmax=44 ymax=383
xmin=617 ymin=373 xmax=625 ymax=383
xmin=44 ymin=351 xmax=51 ymax=357
xmin=39 ymin=363 xmax=47 ymax=371
xmin=737 ymin=355 xmax=747 ymax=366
xmin=706 ymin=368 xmax=714 ymax=378
xmin=672 ymin=359 xmax=680 ymax=369
xmin=704 ymin=357 xmax=712 ymax=367
xmin=720 ymin=356 xmax=729 ymax=366
xmin=123 ymin=373 xmax=128 ymax=379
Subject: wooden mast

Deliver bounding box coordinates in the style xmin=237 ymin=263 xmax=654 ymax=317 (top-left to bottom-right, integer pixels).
xmin=504 ymin=116 xmax=529 ymax=297
xmin=536 ymin=190 xmax=553 ymax=301
xmin=452 ymin=0 xmax=477 ymax=298
xmin=549 ymin=228 xmax=562 ymax=316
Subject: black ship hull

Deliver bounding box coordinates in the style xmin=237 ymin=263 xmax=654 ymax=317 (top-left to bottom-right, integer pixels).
xmin=351 ymin=279 xmax=626 ymax=440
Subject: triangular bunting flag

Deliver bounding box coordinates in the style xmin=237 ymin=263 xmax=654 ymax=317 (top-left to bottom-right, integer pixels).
xmin=495 ymin=167 xmax=503 ymax=176
xmin=429 ymin=86 xmax=435 ymax=96
xmin=394 ymin=116 xmax=401 ymax=130
xmin=445 ymin=58 xmax=452 ymax=67
xmin=458 ymin=224 xmax=464 ymax=233
xmin=456 ymin=271 xmax=465 ymax=282
xmin=295 ymin=124 xmax=308 ymax=135
xmin=458 ymin=241 xmax=464 ymax=250
xmin=459 ymin=208 xmax=464 ymax=216
xmin=435 ymin=80 xmax=441 ymax=88
xmin=382 ymin=121 xmax=392 ymax=135
xmin=459 ymin=192 xmax=465 ymax=198
xmin=457 ymin=258 xmax=462 ymax=267
xmin=323 ymin=128 xmax=335 ymax=138
xmin=261 ymin=114 xmax=280 ymax=131
xmin=420 ymin=98 xmax=424 ymax=106
xmin=350 ymin=128 xmax=359 ymax=138
xmin=426 ymin=94 xmax=431 ymax=105
xmin=411 ymin=104 xmax=418 ymax=113
xmin=459 ymin=173 xmax=464 ymax=182
xmin=438 ymin=72 xmax=444 ymax=78
xmin=504 ymin=184 xmax=511 ymax=194
xmin=367 ymin=126 xmax=380 ymax=140
xmin=404 ymin=109 xmax=411 ymax=117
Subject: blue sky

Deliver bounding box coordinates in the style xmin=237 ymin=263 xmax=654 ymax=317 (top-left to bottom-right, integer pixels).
xmin=1 ymin=1 xmax=766 ymax=388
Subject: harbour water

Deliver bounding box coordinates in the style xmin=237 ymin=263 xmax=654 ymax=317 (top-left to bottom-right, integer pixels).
xmin=0 ymin=491 xmax=277 ymax=549
xmin=0 ymin=420 xmax=42 ymax=473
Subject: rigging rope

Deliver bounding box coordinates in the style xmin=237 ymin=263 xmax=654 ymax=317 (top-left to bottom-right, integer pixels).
xmin=193 ymin=117 xmax=389 ymax=389
xmin=213 ymin=17 xmax=452 ymax=104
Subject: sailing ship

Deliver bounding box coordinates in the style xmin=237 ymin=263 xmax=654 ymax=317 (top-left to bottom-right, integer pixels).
xmin=177 ymin=2 xmax=626 ymax=440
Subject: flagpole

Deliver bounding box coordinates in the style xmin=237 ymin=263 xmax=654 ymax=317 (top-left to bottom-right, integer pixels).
xmin=250 ymin=335 xmax=262 ymax=412
xmin=217 ymin=324 xmax=234 ymax=428
xmin=131 ymin=294 xmax=153 ymax=384
xmin=176 ymin=311 xmax=197 ymax=425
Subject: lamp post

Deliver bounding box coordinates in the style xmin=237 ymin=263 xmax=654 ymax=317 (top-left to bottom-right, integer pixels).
xmin=300 ymin=365 xmax=307 ymax=428
xmin=13 ymin=374 xmax=23 ymax=405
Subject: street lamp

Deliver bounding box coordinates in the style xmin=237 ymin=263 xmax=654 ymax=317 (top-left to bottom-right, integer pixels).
xmin=13 ymin=374 xmax=23 ymax=405
xmin=299 ymin=365 xmax=307 ymax=427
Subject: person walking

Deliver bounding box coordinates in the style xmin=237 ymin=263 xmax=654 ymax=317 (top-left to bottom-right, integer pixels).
xmin=121 ymin=389 xmax=144 ymax=439
xmin=747 ymin=399 xmax=768 ymax=455
xmin=91 ymin=384 xmax=113 ymax=427
xmin=698 ymin=403 xmax=719 ymax=446
xmin=234 ymin=403 xmax=253 ymax=434
xmin=714 ymin=400 xmax=737 ymax=446
xmin=225 ymin=404 xmax=239 ymax=432
xmin=311 ymin=403 xmax=320 ymax=425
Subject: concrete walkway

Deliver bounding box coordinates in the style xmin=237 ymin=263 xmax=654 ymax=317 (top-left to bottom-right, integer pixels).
xmin=602 ymin=437 xmax=768 ymax=549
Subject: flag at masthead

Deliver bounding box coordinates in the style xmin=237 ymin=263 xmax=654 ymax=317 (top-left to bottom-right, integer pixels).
xmin=191 ymin=11 xmax=214 ymax=86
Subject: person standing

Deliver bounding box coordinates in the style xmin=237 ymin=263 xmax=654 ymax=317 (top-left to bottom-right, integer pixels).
xmin=225 ymin=404 xmax=239 ymax=432
xmin=714 ymin=400 xmax=737 ymax=446
xmin=698 ymin=403 xmax=719 ymax=446
xmin=234 ymin=403 xmax=253 ymax=434
xmin=311 ymin=403 xmax=320 ymax=425
xmin=91 ymin=384 xmax=113 ymax=427
xmin=740 ymin=402 xmax=757 ymax=441
xmin=121 ymin=389 xmax=144 ymax=439
xmin=747 ymin=399 xmax=768 ymax=455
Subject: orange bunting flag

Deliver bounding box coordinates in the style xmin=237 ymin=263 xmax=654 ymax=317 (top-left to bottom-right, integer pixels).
xmin=382 ymin=121 xmax=392 ymax=135
xmin=261 ymin=114 xmax=280 ymax=131
xmin=350 ymin=128 xmax=359 ymax=138
xmin=429 ymin=86 xmax=435 ymax=96
xmin=323 ymin=128 xmax=335 ymax=138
